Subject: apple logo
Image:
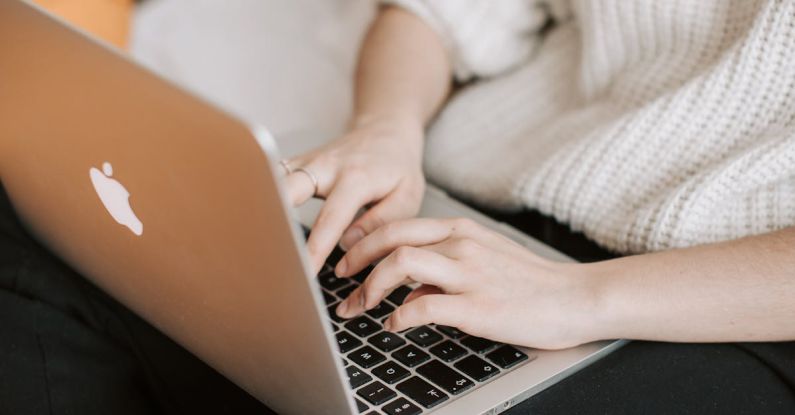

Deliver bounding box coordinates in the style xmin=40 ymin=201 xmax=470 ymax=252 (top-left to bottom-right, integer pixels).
xmin=89 ymin=162 xmax=143 ymax=236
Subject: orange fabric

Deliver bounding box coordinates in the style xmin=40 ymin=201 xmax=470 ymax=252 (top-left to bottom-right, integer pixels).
xmin=32 ymin=0 xmax=134 ymax=49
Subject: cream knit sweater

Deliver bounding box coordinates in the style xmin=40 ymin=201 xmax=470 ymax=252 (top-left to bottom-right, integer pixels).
xmin=384 ymin=0 xmax=795 ymax=254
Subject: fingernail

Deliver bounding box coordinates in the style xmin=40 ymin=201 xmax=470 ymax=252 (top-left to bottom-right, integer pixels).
xmin=335 ymin=257 xmax=348 ymax=277
xmin=340 ymin=227 xmax=365 ymax=251
xmin=336 ymin=300 xmax=349 ymax=318
xmin=383 ymin=318 xmax=393 ymax=332
xmin=358 ymin=290 xmax=366 ymax=310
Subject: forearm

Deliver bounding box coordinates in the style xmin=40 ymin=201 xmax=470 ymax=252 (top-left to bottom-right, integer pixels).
xmin=587 ymin=227 xmax=795 ymax=343
xmin=351 ymin=7 xmax=452 ymax=132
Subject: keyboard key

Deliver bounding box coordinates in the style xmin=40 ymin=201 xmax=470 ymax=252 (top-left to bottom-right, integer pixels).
xmin=352 ymin=266 xmax=372 ymax=284
xmin=436 ymin=325 xmax=466 ymax=339
xmin=346 ymin=365 xmax=372 ymax=389
xmin=327 ymin=303 xmax=348 ymax=323
xmin=392 ymin=345 xmax=431 ymax=368
xmin=417 ymin=360 xmax=474 ymax=395
xmin=372 ymin=360 xmax=410 ymax=384
xmin=328 ymin=246 xmax=346 ymax=269
xmin=323 ymin=290 xmax=336 ymax=304
xmin=382 ymin=397 xmax=422 ymax=415
xmin=396 ymin=377 xmax=448 ymax=409
xmin=335 ymin=284 xmax=357 ymax=301
xmin=345 ymin=316 xmax=381 ymax=338
xmin=356 ymin=381 xmax=396 ymax=406
xmin=429 ymin=340 xmax=467 ymax=362
xmin=386 ymin=285 xmax=413 ymax=306
xmin=355 ymin=398 xmax=368 ymax=413
xmin=336 ymin=331 xmax=363 ymax=353
xmin=319 ymin=271 xmax=350 ymax=291
xmin=365 ymin=301 xmax=395 ymax=320
xmin=454 ymin=355 xmax=500 ymax=382
xmin=460 ymin=336 xmax=497 ymax=354
xmin=368 ymin=332 xmax=406 ymax=353
xmin=486 ymin=345 xmax=529 ymax=369
xmin=406 ymin=326 xmax=443 ymax=347
xmin=349 ymin=346 xmax=386 ymax=369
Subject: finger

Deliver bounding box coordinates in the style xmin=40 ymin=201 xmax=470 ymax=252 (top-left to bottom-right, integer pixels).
xmin=334 ymin=284 xmax=375 ymax=319
xmin=337 ymin=217 xmax=486 ymax=277
xmin=403 ymin=284 xmax=442 ymax=303
xmin=306 ymin=177 xmax=372 ymax=272
xmin=284 ymin=157 xmax=336 ymax=206
xmin=285 ymin=173 xmax=316 ymax=206
xmin=384 ymin=294 xmax=467 ymax=332
xmin=339 ymin=184 xmax=422 ymax=251
xmin=337 ymin=246 xmax=463 ymax=318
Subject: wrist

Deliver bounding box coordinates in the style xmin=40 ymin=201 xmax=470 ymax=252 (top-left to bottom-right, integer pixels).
xmin=564 ymin=260 xmax=623 ymax=344
xmin=576 ymin=258 xmax=638 ymax=343
xmin=350 ymin=112 xmax=424 ymax=138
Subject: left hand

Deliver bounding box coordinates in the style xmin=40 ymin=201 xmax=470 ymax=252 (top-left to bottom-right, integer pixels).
xmin=333 ymin=218 xmax=601 ymax=350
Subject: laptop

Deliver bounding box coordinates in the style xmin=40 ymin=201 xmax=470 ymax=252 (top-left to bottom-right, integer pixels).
xmin=0 ymin=1 xmax=624 ymax=414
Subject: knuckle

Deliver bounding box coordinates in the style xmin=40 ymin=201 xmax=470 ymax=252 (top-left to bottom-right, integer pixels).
xmin=316 ymin=205 xmax=339 ymax=226
xmin=363 ymin=212 xmax=386 ymax=232
xmin=414 ymin=297 xmax=435 ymax=320
xmin=453 ymin=238 xmax=481 ymax=255
xmin=392 ymin=246 xmax=415 ymax=266
xmin=321 ymin=150 xmax=342 ymax=166
xmin=379 ymin=222 xmax=400 ymax=243
xmin=342 ymin=165 xmax=367 ymax=181
xmin=391 ymin=304 xmax=408 ymax=326
xmin=451 ymin=217 xmax=477 ymax=233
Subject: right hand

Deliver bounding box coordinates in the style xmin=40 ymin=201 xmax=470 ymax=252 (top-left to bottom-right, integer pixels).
xmin=284 ymin=117 xmax=426 ymax=273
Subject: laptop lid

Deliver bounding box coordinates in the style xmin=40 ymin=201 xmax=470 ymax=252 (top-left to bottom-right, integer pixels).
xmin=0 ymin=1 xmax=352 ymax=414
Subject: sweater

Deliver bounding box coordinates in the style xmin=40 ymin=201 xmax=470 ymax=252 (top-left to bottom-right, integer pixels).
xmin=384 ymin=0 xmax=795 ymax=254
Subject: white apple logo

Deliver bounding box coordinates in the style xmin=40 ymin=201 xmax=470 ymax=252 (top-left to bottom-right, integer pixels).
xmin=89 ymin=162 xmax=143 ymax=236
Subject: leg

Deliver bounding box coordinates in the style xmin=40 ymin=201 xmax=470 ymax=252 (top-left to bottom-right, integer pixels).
xmin=0 ymin=185 xmax=273 ymax=414
xmin=509 ymin=341 xmax=795 ymax=414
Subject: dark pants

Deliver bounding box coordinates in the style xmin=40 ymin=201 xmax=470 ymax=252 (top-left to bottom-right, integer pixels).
xmin=1 ymin=184 xmax=793 ymax=414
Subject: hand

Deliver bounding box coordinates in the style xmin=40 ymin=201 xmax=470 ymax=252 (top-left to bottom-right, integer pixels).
xmin=284 ymin=118 xmax=426 ymax=273
xmin=333 ymin=218 xmax=600 ymax=350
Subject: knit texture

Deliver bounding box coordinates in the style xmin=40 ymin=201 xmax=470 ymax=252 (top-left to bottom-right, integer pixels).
xmin=384 ymin=0 xmax=795 ymax=254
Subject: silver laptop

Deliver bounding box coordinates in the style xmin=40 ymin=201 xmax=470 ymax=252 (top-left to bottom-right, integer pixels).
xmin=0 ymin=1 xmax=624 ymax=414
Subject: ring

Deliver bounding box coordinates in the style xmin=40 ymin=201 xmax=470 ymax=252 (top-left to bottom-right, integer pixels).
xmin=279 ymin=159 xmax=293 ymax=175
xmin=295 ymin=167 xmax=319 ymax=197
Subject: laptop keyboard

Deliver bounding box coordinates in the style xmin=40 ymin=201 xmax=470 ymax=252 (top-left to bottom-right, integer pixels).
xmin=310 ymin=234 xmax=531 ymax=415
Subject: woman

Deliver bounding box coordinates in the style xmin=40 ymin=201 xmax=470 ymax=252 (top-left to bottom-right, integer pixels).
xmin=2 ymin=1 xmax=792 ymax=414
xmin=282 ymin=0 xmax=795 ymax=410
xmin=289 ymin=0 xmax=795 ymax=346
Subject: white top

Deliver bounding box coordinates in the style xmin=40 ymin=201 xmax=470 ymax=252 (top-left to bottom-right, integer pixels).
xmin=384 ymin=0 xmax=795 ymax=253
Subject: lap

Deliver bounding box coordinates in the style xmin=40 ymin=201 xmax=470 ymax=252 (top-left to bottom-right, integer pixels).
xmin=0 ymin=184 xmax=270 ymax=415
xmin=2 ymin=183 xmax=794 ymax=414
xmin=511 ymin=341 xmax=795 ymax=414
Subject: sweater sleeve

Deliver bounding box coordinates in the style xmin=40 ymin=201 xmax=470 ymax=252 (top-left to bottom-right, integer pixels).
xmin=380 ymin=0 xmax=553 ymax=81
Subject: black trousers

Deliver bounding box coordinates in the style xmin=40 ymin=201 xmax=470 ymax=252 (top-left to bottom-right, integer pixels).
xmin=1 ymin=184 xmax=794 ymax=415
